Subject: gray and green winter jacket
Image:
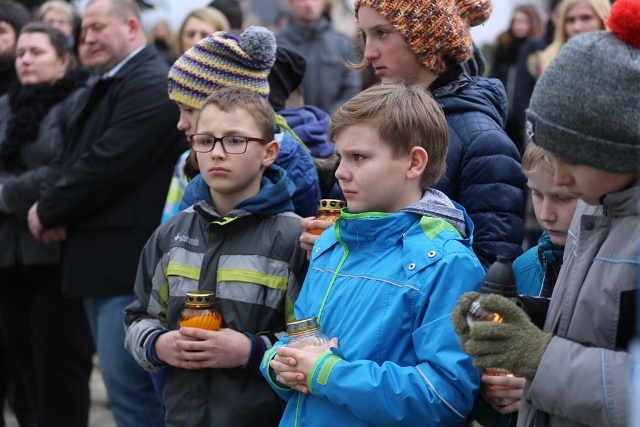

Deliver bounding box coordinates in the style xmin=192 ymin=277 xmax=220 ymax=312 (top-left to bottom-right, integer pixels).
xmin=124 ymin=165 xmax=308 ymax=427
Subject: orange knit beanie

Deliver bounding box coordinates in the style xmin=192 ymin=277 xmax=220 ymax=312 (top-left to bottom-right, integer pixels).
xmin=354 ymin=0 xmax=492 ymax=74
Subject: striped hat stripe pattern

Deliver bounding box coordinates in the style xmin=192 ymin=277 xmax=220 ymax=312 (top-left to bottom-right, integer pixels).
xmin=173 ymin=58 xmax=270 ymax=93
xmin=168 ymin=26 xmax=277 ymax=109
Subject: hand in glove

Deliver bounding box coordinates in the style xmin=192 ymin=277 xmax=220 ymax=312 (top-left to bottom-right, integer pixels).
xmin=451 ymin=292 xmax=552 ymax=380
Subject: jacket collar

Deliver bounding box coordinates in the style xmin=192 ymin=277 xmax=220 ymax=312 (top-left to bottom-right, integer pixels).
xmin=600 ymin=179 xmax=640 ymax=217
xmin=429 ymin=64 xmax=471 ymax=98
xmin=102 ymin=45 xmax=150 ymax=81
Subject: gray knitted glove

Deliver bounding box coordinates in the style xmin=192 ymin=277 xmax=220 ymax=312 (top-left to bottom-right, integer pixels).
xmin=452 ymin=293 xmax=552 ymax=380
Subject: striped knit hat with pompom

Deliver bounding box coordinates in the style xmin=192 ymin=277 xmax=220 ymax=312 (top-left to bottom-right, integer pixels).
xmin=354 ymin=0 xmax=492 ymax=74
xmin=167 ymin=26 xmax=277 ymax=108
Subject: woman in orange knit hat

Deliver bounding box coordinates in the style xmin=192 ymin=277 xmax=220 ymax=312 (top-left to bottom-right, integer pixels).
xmin=302 ymin=0 xmax=527 ymax=270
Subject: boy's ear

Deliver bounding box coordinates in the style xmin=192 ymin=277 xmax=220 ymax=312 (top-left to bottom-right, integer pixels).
xmin=407 ymin=146 xmax=428 ymax=181
xmin=262 ymin=140 xmax=280 ymax=167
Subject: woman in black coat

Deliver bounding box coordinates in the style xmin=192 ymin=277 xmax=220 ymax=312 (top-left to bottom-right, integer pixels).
xmin=0 ymin=23 xmax=94 ymax=427
xmin=490 ymin=4 xmax=543 ymax=152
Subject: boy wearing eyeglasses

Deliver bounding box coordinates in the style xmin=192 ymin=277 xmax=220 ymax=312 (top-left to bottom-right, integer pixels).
xmin=124 ymin=86 xmax=309 ymax=427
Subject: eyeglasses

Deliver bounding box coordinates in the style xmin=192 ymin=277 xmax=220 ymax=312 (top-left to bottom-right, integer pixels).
xmin=188 ymin=134 xmax=267 ymax=154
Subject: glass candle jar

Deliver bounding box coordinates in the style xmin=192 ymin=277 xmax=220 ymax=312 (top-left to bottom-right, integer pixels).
xmin=179 ymin=290 xmax=222 ymax=331
xmin=286 ymin=317 xmax=330 ymax=352
xmin=466 ymin=256 xmax=516 ymax=327
xmin=307 ymin=199 xmax=345 ymax=235
xmin=466 ymin=299 xmax=505 ymax=327
xmin=466 ymin=256 xmax=519 ymax=406
xmin=469 ymin=303 xmax=519 ymax=405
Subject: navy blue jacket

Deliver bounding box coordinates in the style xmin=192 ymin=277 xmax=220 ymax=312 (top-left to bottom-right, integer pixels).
xmin=431 ymin=65 xmax=526 ymax=268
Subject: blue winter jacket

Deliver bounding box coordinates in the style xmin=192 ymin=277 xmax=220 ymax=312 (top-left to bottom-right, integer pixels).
xmin=181 ymin=121 xmax=321 ymax=218
xmin=431 ymin=65 xmax=526 ymax=269
xmin=261 ymin=190 xmax=485 ymax=426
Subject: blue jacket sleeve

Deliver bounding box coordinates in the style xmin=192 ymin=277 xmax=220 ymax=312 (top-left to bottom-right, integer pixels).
xmin=260 ymin=340 xmax=296 ymax=402
xmin=275 ymin=129 xmax=321 ymax=218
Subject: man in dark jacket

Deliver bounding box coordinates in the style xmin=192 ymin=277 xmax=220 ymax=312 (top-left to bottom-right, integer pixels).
xmin=277 ymin=0 xmax=361 ymax=114
xmin=27 ymin=0 xmax=183 ymax=425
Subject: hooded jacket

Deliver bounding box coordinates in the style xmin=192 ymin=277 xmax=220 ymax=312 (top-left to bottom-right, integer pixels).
xmin=517 ymin=182 xmax=639 ymax=427
xmin=431 ymin=65 xmax=527 ymax=269
xmin=279 ymin=105 xmax=333 ymax=158
xmin=125 ymin=165 xmax=309 ymax=427
xmin=261 ymin=189 xmax=485 ymax=426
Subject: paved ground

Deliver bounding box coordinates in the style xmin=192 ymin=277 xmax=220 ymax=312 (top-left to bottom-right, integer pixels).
xmin=3 ymin=362 xmax=116 ymax=427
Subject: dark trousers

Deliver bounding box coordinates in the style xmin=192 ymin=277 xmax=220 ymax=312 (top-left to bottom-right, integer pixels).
xmin=0 ymin=265 xmax=94 ymax=427
xmin=0 ymin=335 xmax=6 ymax=427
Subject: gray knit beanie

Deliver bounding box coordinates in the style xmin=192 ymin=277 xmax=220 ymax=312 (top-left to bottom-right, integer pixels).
xmin=526 ymin=5 xmax=640 ymax=173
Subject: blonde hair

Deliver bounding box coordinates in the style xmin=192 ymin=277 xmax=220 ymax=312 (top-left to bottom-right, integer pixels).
xmin=536 ymin=0 xmax=610 ymax=75
xmin=176 ymin=7 xmax=231 ymax=55
xmin=149 ymin=18 xmax=175 ymax=52
xmin=329 ymin=83 xmax=448 ymax=189
xmin=37 ymin=0 xmax=75 ymax=22
xmin=522 ymin=143 xmax=555 ymax=176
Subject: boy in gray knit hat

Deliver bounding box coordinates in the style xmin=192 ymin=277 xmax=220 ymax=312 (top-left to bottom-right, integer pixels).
xmin=451 ymin=0 xmax=639 ymax=425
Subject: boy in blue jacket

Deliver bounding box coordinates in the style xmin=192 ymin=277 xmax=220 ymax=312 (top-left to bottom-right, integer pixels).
xmin=511 ymin=144 xmax=578 ymax=323
xmin=260 ymin=83 xmax=485 ymax=426
xmin=124 ymin=87 xmax=308 ymax=426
